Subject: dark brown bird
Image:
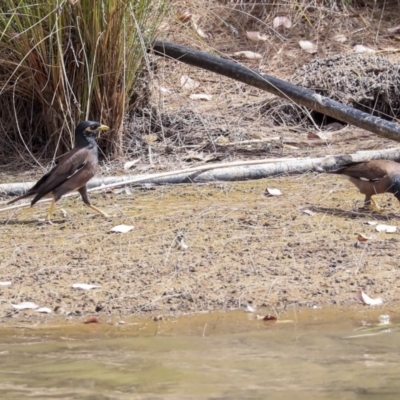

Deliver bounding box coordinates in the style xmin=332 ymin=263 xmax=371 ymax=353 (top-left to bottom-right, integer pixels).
xmin=8 ymin=121 xmax=110 ymax=222
xmin=330 ymin=160 xmax=400 ymax=211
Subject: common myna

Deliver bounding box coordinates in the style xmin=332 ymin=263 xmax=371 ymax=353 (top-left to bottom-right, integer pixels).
xmin=8 ymin=121 xmax=110 ymax=222
xmin=329 ymin=160 xmax=400 ymax=211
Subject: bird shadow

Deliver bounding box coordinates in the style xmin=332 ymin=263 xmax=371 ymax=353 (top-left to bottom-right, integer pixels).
xmin=307 ymin=206 xmax=400 ymax=221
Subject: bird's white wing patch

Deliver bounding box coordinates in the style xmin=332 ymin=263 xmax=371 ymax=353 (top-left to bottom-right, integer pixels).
xmin=67 ymin=160 xmax=87 ymax=180
xmin=358 ymin=175 xmax=386 ymax=182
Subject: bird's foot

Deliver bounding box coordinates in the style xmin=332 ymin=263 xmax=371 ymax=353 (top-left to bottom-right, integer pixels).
xmin=368 ymin=198 xmax=382 ymax=213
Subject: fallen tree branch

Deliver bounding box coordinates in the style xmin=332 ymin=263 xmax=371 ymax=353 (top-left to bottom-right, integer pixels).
xmin=152 ymin=40 xmax=400 ymax=142
xmin=1 ymin=148 xmax=400 ymax=214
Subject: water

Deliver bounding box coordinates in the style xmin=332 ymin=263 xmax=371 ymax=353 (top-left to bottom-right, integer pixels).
xmin=0 ymin=309 xmax=399 ymax=399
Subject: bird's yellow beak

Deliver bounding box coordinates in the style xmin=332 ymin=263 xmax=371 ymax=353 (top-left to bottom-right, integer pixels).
xmin=98 ymin=124 xmax=110 ymax=131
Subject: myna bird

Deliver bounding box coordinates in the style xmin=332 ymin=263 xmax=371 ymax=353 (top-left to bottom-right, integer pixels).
xmin=8 ymin=121 xmax=110 ymax=222
xmin=329 ymin=160 xmax=400 ymax=211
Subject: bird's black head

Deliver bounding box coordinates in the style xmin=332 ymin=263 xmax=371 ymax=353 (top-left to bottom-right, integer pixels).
xmin=389 ymin=175 xmax=400 ymax=201
xmin=74 ymin=121 xmax=109 ymax=148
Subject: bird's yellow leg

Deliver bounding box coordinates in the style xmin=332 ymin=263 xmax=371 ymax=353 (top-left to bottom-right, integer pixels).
xmin=369 ymin=196 xmax=381 ymax=212
xmin=86 ymin=204 xmax=110 ymax=218
xmin=47 ymin=199 xmax=56 ymax=224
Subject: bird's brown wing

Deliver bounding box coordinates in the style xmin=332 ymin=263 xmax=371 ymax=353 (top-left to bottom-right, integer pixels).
xmin=335 ymin=162 xmax=388 ymax=182
xmin=30 ymin=148 xmax=90 ymax=205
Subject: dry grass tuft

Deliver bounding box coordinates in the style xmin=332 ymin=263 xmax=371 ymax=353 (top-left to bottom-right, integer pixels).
xmin=0 ymin=0 xmax=166 ymax=161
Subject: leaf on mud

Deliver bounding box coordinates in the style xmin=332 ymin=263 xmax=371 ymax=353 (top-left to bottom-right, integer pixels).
xmin=11 ymin=302 xmax=39 ymax=310
xmin=36 ymin=307 xmax=52 ymax=313
xmin=299 ymin=40 xmax=317 ymax=54
xmin=0 ymin=281 xmax=11 ymax=286
xmin=353 ymin=44 xmax=375 ymax=53
xmin=263 ymin=314 xmax=277 ymax=321
xmin=246 ymin=304 xmax=256 ymax=313
xmin=356 ymin=290 xmax=383 ymax=306
xmin=84 ymin=316 xmax=100 ymax=324
xmin=273 ymin=16 xmax=292 ymax=29
xmin=265 ymin=188 xmax=282 ymax=197
xmin=234 ymin=51 xmax=262 ymax=60
xmin=110 ymin=224 xmax=134 ymax=234
xmin=358 ymin=233 xmax=371 ymax=242
xmin=375 ymin=224 xmax=397 ymax=233
xmin=180 ymin=75 xmax=200 ymax=91
xmin=72 ymin=283 xmax=101 ymax=290
xmin=124 ymin=159 xmax=140 ymax=170
xmin=379 ymin=314 xmax=390 ymax=325
xmin=189 ymin=93 xmax=212 ymax=101
xmin=246 ymin=31 xmax=268 ymax=41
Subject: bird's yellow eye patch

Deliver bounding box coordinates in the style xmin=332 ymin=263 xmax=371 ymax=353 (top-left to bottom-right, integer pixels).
xmin=85 ymin=124 xmax=109 ymax=132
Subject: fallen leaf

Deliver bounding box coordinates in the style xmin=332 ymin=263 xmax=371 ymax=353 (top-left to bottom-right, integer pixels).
xmin=375 ymin=224 xmax=397 ymax=233
xmin=180 ymin=75 xmax=200 ymax=90
xmin=215 ymin=136 xmax=229 ymax=144
xmin=110 ymin=224 xmax=134 ymax=233
xmin=189 ymin=93 xmax=212 ymax=101
xmin=177 ymin=12 xmax=192 ymax=23
xmin=143 ymin=134 xmax=158 ymax=144
xmin=307 ymin=131 xmax=332 ymax=140
xmin=36 ymin=307 xmax=52 ymax=313
xmin=159 ymin=86 xmax=170 ymax=93
xmin=177 ymin=237 xmax=189 ymax=250
xmin=112 ymin=187 xmax=133 ymax=195
xmin=333 ymin=34 xmax=347 ymax=43
xmin=234 ymin=51 xmax=262 ymax=60
xmin=0 ymin=281 xmax=11 ymax=286
xmin=353 ymin=44 xmax=375 ymax=53
xmin=387 ymin=25 xmax=400 ymax=33
xmin=72 ymin=283 xmax=101 ymax=290
xmin=379 ymin=314 xmax=390 ymax=325
xmin=246 ymin=31 xmax=268 ymax=41
xmin=273 ymin=16 xmax=292 ymax=29
xmin=358 ymin=233 xmax=371 ymax=242
xmin=11 ymin=302 xmax=39 ymax=310
xmin=356 ymin=290 xmax=383 ymax=306
xmin=263 ymin=314 xmax=278 ymax=321
xmin=365 ymin=221 xmax=378 ymax=226
xmin=246 ymin=304 xmax=256 ymax=313
xmin=299 ymin=40 xmax=317 ymax=54
xmin=265 ymin=188 xmax=282 ymax=196
xmin=124 ymin=159 xmax=140 ymax=170
xmin=301 ymin=208 xmax=316 ymax=216
xmin=84 ymin=316 xmax=100 ymax=324
xmin=192 ymin=21 xmax=209 ymax=39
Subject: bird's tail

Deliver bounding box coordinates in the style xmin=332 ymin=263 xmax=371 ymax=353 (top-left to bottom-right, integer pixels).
xmin=7 ymin=192 xmax=33 ymax=205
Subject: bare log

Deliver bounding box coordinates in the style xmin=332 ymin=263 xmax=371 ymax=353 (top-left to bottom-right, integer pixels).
xmin=1 ymin=148 xmax=400 ymax=213
xmin=152 ymin=40 xmax=400 ymax=142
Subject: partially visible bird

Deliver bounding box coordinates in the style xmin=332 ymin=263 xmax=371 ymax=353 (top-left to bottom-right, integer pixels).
xmin=8 ymin=121 xmax=110 ymax=223
xmin=329 ymin=159 xmax=400 ymax=211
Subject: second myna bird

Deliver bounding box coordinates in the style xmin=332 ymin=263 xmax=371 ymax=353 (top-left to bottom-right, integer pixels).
xmin=8 ymin=120 xmax=110 ymax=222
xmin=329 ymin=159 xmax=400 ymax=211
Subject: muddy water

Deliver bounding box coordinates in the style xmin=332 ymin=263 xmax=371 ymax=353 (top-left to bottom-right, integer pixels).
xmin=0 ymin=308 xmax=399 ymax=399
